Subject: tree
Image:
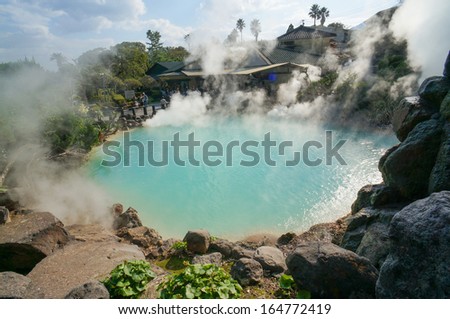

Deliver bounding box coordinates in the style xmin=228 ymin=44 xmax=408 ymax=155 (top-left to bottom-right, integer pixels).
xmin=236 ymin=18 xmax=245 ymax=42
xmin=250 ymin=19 xmax=261 ymax=42
xmin=328 ymin=22 xmax=345 ymax=29
xmin=309 ymin=4 xmax=320 ymax=26
xmin=320 ymin=7 xmax=330 ymax=26
xmin=146 ymin=30 xmax=163 ymax=66
xmin=162 ymin=46 xmax=189 ymax=62
xmin=111 ymin=42 xmax=149 ymax=80
xmin=225 ymin=29 xmax=239 ymax=45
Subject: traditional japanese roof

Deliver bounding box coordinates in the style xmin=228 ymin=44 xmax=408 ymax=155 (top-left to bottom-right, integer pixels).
xmin=277 ymin=25 xmax=336 ymax=41
xmin=258 ymin=46 xmax=320 ymax=65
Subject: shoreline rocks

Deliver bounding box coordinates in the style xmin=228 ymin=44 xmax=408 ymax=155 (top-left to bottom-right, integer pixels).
xmin=286 ymin=241 xmax=378 ymax=298
xmin=0 ymin=211 xmax=71 ymax=275
xmin=376 ymin=191 xmax=450 ymax=298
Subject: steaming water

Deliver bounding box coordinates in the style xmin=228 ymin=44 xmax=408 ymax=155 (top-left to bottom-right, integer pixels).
xmin=87 ymin=115 xmax=396 ymax=239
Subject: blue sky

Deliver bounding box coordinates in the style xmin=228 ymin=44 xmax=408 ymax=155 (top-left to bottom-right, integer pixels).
xmin=0 ymin=0 xmax=400 ymax=69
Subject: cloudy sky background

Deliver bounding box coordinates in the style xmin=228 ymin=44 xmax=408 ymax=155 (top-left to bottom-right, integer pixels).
xmin=0 ymin=0 xmax=404 ymax=69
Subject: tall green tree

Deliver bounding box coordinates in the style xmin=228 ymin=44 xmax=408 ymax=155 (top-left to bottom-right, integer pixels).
xmin=146 ymin=30 xmax=163 ymax=66
xmin=309 ymin=4 xmax=321 ymax=26
xmin=250 ymin=19 xmax=261 ymax=42
xmin=236 ymin=18 xmax=245 ymax=42
xmin=320 ymin=7 xmax=330 ymax=26
xmin=111 ymin=42 xmax=149 ymax=80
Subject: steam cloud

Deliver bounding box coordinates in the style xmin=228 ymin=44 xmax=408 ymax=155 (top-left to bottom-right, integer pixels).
xmin=390 ymin=0 xmax=450 ymax=79
xmin=0 ymin=67 xmax=113 ymax=226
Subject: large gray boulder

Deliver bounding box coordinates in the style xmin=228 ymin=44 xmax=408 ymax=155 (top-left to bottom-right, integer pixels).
xmin=286 ymin=242 xmax=378 ymax=298
xmin=391 ymin=96 xmax=436 ymax=142
xmin=209 ymin=238 xmax=235 ymax=258
xmin=380 ymin=119 xmax=442 ymax=199
xmin=64 ymin=281 xmax=110 ymax=299
xmin=230 ymin=258 xmax=263 ymax=287
xmin=27 ymin=240 xmax=144 ymax=298
xmin=429 ymin=123 xmax=450 ymax=193
xmin=253 ymin=246 xmax=286 ymax=274
xmin=0 ymin=271 xmax=42 ymax=298
xmin=0 ymin=212 xmax=71 ymax=274
xmin=418 ymin=76 xmax=449 ymax=106
xmin=376 ymin=191 xmax=450 ymax=298
xmin=183 ymin=230 xmax=210 ymax=254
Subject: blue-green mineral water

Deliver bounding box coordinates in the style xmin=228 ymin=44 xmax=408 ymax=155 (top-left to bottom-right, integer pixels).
xmin=87 ymin=114 xmax=396 ymax=239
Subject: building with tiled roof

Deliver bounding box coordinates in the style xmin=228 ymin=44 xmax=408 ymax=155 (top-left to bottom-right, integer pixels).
xmin=276 ymin=25 xmax=337 ymax=55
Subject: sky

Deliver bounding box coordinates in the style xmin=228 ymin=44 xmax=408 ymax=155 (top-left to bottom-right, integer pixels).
xmin=0 ymin=0 xmax=401 ymax=70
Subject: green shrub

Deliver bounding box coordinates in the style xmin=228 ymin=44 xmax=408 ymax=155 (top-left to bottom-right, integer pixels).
xmin=158 ymin=264 xmax=242 ymax=299
xmin=42 ymin=111 xmax=101 ymax=154
xmin=102 ymin=260 xmax=156 ymax=299
xmin=276 ymin=274 xmax=311 ymax=299
xmin=171 ymin=241 xmax=187 ymax=252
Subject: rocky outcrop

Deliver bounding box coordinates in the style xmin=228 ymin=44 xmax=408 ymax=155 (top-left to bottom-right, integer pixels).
xmin=183 ymin=230 xmax=210 ymax=254
xmin=342 ymin=54 xmax=450 ymax=287
xmin=391 ymin=96 xmax=436 ymax=142
xmin=113 ymin=207 xmax=143 ymax=230
xmin=380 ymin=119 xmax=442 ymax=199
xmin=64 ymin=281 xmax=110 ymax=299
xmin=376 ymin=192 xmax=450 ymax=298
xmin=192 ymin=252 xmax=222 ymax=266
xmin=253 ymin=246 xmax=286 ymax=274
xmin=286 ymin=242 xmax=378 ymax=298
xmin=27 ymin=240 xmax=144 ymax=298
xmin=116 ymin=226 xmax=167 ymax=259
xmin=0 ymin=271 xmax=43 ymax=298
xmin=0 ymin=211 xmax=71 ymax=274
xmin=341 ymin=207 xmax=398 ymax=268
xmin=230 ymin=258 xmax=263 ymax=287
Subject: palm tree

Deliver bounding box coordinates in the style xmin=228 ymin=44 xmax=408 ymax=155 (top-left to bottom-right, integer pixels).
xmin=309 ymin=4 xmax=320 ymax=26
xmin=320 ymin=7 xmax=330 ymax=26
xmin=250 ymin=19 xmax=261 ymax=42
xmin=236 ymin=18 xmax=246 ymax=42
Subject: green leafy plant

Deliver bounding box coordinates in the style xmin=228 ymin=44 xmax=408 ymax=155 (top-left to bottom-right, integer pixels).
xmin=102 ymin=260 xmax=156 ymax=299
xmin=276 ymin=274 xmax=311 ymax=299
xmin=171 ymin=241 xmax=187 ymax=252
xmin=158 ymin=263 xmax=242 ymax=299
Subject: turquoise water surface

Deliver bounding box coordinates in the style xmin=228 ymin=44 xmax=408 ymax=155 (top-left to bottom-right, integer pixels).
xmin=87 ymin=115 xmax=396 ymax=239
